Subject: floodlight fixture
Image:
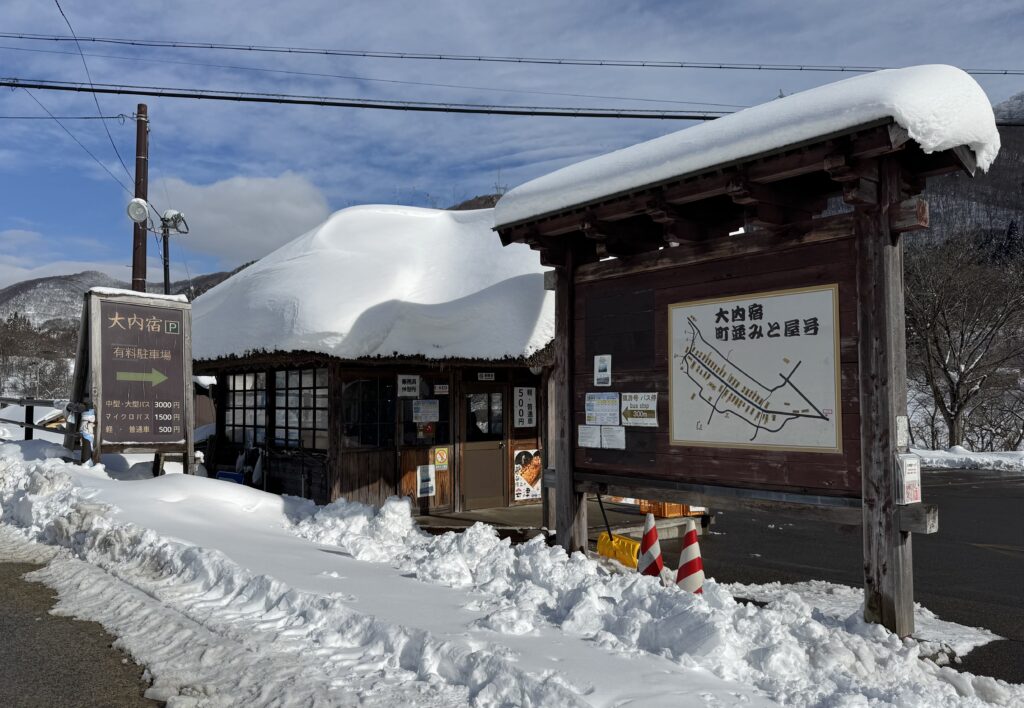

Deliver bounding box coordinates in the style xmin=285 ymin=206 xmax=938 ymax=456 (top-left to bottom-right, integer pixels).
xmin=161 ymin=209 xmax=189 ymax=235
xmin=127 ymin=197 xmax=149 ymax=224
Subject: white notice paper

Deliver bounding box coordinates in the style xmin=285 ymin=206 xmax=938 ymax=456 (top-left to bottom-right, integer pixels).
xmin=600 ymin=426 xmax=626 ymax=449
xmin=577 ymin=425 xmax=601 ymax=448
xmin=594 ymin=354 xmax=612 ymax=386
xmin=585 ymin=392 xmax=620 ymax=425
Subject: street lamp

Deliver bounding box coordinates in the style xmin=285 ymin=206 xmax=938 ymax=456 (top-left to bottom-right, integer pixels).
xmin=125 ymin=199 xmax=189 ymax=295
xmin=159 ymin=209 xmax=189 ymax=295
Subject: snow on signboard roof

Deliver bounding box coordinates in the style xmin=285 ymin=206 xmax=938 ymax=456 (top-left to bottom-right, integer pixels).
xmin=192 ymin=205 xmax=553 ymax=362
xmin=494 ymin=65 xmax=1000 ymax=228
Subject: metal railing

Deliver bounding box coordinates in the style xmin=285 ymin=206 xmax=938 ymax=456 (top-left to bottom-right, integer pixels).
xmin=0 ymin=396 xmax=84 ymax=441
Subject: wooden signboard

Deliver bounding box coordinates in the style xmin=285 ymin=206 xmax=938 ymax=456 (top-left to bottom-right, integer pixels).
xmin=495 ymin=117 xmax=970 ymax=636
xmin=69 ymin=289 xmax=194 ymax=471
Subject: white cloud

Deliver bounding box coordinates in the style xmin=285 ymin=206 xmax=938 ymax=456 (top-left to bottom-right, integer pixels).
xmin=156 ymin=172 xmax=330 ymax=266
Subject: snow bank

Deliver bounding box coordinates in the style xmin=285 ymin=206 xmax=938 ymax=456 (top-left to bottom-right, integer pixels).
xmin=192 ymin=205 xmax=553 ymax=362
xmin=296 ymin=497 xmax=1018 ymax=707
xmin=914 ymin=446 xmax=1024 ymax=473
xmin=1 ymin=441 xmax=1019 ymax=706
xmin=495 ymin=65 xmax=1000 ymax=227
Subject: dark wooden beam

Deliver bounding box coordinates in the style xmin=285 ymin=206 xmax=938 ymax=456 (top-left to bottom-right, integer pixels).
xmin=857 ymin=155 xmax=915 ymax=637
xmin=843 ymin=178 xmax=878 ymax=206
xmin=574 ymin=473 xmax=863 ymax=525
xmin=951 ymin=145 xmax=978 ymax=177
xmin=551 ymin=255 xmax=587 ymax=552
xmin=575 ymin=212 xmax=855 ymax=283
xmin=889 ymin=197 xmax=929 ymax=233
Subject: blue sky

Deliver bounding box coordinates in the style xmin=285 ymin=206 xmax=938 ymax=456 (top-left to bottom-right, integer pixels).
xmin=0 ymin=0 xmax=1021 ymax=287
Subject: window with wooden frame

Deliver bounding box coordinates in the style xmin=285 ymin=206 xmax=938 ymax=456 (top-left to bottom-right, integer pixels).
xmin=224 ymin=373 xmax=266 ymax=445
xmin=274 ymin=368 xmax=328 ymax=449
xmin=341 ymin=375 xmax=396 ymax=449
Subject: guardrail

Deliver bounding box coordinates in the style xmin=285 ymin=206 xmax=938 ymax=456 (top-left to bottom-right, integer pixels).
xmin=0 ymin=396 xmax=84 ymax=441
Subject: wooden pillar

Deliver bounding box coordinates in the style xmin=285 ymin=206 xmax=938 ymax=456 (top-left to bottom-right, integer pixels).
xmin=540 ymin=367 xmax=556 ymax=531
xmin=553 ymin=251 xmax=587 ymax=552
xmin=856 ymin=156 xmax=914 ymax=637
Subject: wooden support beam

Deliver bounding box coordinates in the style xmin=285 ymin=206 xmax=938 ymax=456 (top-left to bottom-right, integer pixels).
xmin=951 ymin=145 xmax=978 ymax=177
xmin=552 ymin=253 xmax=587 ymax=552
xmin=889 ymin=197 xmax=929 ymax=233
xmin=645 ymin=199 xmax=707 ymax=243
xmin=843 ymin=178 xmax=878 ymax=206
xmin=856 ymin=156 xmax=915 ymax=638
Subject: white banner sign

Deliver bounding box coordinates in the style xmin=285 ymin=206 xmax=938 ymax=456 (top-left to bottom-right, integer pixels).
xmin=417 ymin=464 xmax=436 ymax=497
xmin=669 ymin=284 xmax=841 ymax=452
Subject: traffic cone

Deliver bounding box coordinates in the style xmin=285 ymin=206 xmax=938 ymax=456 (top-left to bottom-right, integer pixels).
xmin=675 ymin=518 xmax=705 ymax=594
xmin=637 ymin=513 xmax=664 ymax=577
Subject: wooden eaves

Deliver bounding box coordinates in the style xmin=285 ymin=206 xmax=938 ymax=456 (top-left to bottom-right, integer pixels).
xmin=496 ymin=119 xmax=976 ymax=266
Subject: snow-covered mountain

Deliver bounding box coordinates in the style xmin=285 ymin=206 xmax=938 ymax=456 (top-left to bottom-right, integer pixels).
xmin=0 ymin=269 xmax=240 ymax=329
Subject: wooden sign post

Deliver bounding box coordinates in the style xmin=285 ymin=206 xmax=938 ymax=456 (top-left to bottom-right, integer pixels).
xmin=67 ymin=289 xmax=195 ymax=473
xmin=856 ymin=158 xmax=914 ymax=635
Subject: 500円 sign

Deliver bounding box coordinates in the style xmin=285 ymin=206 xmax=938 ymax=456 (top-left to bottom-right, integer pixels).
xmin=669 ymin=284 xmax=841 ymax=453
xmin=70 ymin=289 xmax=195 ymax=469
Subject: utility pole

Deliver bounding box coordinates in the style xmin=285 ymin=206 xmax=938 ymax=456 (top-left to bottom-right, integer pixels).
xmin=131 ymin=103 xmax=148 ymax=293
xmin=162 ymin=220 xmax=171 ymax=295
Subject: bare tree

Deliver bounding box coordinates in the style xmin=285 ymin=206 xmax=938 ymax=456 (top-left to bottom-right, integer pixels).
xmin=904 ymin=227 xmax=1024 ymax=447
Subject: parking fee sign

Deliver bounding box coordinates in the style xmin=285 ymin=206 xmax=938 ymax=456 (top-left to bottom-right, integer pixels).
xmin=514 ymin=387 xmax=536 ymax=427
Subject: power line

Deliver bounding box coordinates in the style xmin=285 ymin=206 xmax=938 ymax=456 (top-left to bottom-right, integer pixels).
xmin=19 ymin=89 xmax=133 ymax=195
xmin=0 ymin=78 xmax=731 ymax=120
xmin=51 ymin=3 xmax=135 ymax=182
xmin=0 ymin=114 xmax=130 ymax=120
xmin=4 ymin=32 xmax=1024 ymax=76
xmin=0 ymin=43 xmax=750 ymax=110
xmin=6 ymin=78 xmax=1020 ymax=128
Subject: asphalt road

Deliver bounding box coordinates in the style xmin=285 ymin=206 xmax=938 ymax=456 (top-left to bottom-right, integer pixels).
xmin=0 ymin=562 xmax=159 ymax=708
xmin=659 ymin=469 xmax=1024 ymax=685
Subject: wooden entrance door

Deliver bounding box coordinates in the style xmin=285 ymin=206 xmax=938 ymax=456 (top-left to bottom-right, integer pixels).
xmin=462 ymin=388 xmax=506 ymax=510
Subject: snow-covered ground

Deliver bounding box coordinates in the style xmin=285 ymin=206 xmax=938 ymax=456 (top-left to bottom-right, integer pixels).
xmin=914 ymin=446 xmax=1024 ymax=473
xmin=0 ymin=441 xmax=1019 ymax=707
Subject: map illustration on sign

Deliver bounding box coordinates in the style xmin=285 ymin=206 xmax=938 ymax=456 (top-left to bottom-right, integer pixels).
xmin=669 ymin=284 xmax=841 ymax=452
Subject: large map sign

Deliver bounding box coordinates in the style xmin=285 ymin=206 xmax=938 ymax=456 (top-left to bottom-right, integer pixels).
xmin=669 ymin=284 xmax=841 ymax=452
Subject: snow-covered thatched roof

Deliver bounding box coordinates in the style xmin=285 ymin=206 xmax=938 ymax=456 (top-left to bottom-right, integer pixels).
xmin=192 ymin=205 xmax=553 ymax=362
xmin=495 ymin=65 xmax=1001 ymax=227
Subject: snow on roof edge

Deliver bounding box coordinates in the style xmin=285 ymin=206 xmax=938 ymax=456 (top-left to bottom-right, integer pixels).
xmin=89 ymin=286 xmax=189 ymax=303
xmin=494 ymin=65 xmax=1000 ymax=228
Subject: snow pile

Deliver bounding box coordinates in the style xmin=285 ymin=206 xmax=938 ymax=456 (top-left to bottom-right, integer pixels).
xmin=913 ymin=446 xmax=1024 ymax=472
xmin=297 ymin=497 xmax=1018 ymax=707
xmin=192 ymin=205 xmax=553 ymax=362
xmin=1 ymin=441 xmax=1019 ymax=706
xmin=495 ymin=65 xmax=1000 ymax=227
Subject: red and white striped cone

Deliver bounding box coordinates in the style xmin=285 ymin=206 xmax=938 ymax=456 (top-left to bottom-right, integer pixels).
xmin=637 ymin=513 xmax=664 ymax=577
xmin=675 ymin=518 xmax=705 ymax=594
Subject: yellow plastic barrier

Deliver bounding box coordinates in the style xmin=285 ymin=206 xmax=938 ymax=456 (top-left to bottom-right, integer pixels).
xmin=596 ymin=531 xmax=640 ymax=569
